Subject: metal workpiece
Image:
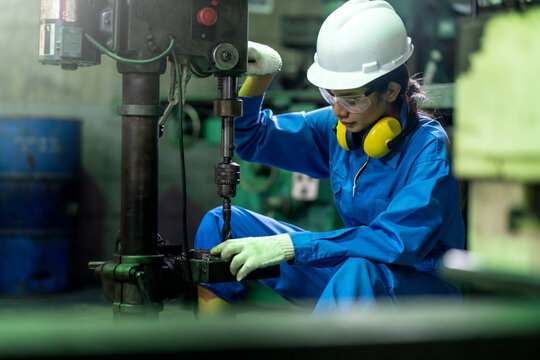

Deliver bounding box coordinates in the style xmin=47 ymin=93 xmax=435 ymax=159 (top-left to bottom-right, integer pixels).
xmin=190 ymin=249 xmax=279 ymax=282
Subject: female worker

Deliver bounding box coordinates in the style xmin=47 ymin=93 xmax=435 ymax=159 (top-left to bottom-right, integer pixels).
xmin=195 ymin=0 xmax=464 ymax=313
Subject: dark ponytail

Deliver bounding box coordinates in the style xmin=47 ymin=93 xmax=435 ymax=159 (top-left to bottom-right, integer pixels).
xmin=366 ymin=64 xmax=427 ymax=120
xmin=364 ymin=64 xmax=438 ymax=141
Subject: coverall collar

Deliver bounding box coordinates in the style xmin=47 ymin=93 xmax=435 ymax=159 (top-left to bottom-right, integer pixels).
xmin=378 ymin=102 xmax=409 ymax=169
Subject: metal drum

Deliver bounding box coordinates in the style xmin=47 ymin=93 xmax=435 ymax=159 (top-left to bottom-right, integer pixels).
xmin=0 ymin=118 xmax=81 ymax=295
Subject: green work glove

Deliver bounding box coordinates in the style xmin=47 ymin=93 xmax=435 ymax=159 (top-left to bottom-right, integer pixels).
xmin=211 ymin=234 xmax=295 ymax=281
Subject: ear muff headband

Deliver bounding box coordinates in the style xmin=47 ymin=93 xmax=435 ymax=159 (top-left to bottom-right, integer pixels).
xmin=335 ymin=117 xmax=402 ymax=158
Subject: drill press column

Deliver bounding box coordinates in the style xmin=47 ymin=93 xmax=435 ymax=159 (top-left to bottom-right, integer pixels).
xmin=121 ymin=72 xmax=160 ymax=255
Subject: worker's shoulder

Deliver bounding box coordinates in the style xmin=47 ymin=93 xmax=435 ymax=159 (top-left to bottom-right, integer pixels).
xmin=301 ymin=105 xmax=336 ymax=130
xmin=409 ymin=113 xmax=451 ymax=163
xmin=304 ymin=105 xmax=334 ymax=120
xmin=415 ymin=113 xmax=448 ymax=140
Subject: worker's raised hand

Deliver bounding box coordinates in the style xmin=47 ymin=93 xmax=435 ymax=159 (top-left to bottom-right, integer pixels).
xmin=246 ymin=41 xmax=282 ymax=76
xmin=211 ymin=234 xmax=294 ymax=281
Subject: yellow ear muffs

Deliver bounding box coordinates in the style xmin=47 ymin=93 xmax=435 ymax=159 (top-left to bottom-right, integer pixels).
xmin=335 ymin=119 xmax=350 ymax=151
xmin=363 ymin=117 xmax=401 ymax=158
xmin=335 ymin=117 xmax=401 ymax=158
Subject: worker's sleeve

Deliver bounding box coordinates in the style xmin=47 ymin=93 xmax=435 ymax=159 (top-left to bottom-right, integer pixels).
xmin=290 ymin=156 xmax=456 ymax=267
xmin=234 ymin=95 xmax=332 ymax=179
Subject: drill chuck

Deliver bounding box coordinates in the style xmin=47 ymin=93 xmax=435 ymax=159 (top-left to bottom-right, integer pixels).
xmin=215 ymin=162 xmax=240 ymax=198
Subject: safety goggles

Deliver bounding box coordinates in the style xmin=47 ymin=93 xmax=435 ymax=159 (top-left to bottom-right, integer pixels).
xmin=319 ymin=87 xmax=375 ymax=113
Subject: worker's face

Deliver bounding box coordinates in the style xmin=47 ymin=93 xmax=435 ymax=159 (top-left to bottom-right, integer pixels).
xmin=332 ymin=84 xmax=400 ymax=133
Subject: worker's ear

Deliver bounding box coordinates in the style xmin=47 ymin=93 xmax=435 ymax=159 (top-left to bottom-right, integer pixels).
xmin=385 ymin=82 xmax=401 ymax=102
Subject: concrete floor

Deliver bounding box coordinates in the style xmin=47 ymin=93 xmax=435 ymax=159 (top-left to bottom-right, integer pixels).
xmin=0 ymin=285 xmax=202 ymax=322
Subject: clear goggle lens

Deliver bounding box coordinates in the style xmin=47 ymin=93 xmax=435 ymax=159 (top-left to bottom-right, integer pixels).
xmin=319 ymin=88 xmax=372 ymax=113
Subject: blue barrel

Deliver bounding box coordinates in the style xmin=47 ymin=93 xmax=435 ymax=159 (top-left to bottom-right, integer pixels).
xmin=0 ymin=118 xmax=81 ymax=295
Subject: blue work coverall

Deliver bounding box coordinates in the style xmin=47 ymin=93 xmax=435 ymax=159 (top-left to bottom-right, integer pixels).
xmin=195 ymin=94 xmax=465 ymax=313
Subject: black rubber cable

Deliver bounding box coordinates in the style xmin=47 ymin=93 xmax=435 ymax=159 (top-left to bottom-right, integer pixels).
xmin=171 ymin=51 xmax=199 ymax=318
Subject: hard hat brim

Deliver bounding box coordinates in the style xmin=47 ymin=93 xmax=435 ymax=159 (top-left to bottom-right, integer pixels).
xmin=306 ymin=49 xmax=413 ymax=91
xmin=307 ymin=63 xmax=387 ymax=90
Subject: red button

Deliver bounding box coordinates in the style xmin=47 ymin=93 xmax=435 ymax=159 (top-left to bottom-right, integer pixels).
xmin=197 ymin=7 xmax=217 ymax=26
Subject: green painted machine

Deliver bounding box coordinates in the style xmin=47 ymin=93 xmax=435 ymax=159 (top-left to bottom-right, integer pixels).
xmin=234 ymin=159 xmax=343 ymax=233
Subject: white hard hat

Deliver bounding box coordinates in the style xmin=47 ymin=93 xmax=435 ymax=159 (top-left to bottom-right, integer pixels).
xmin=307 ymin=0 xmax=414 ymax=90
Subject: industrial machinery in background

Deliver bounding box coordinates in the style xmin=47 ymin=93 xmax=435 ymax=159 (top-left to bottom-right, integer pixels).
xmin=441 ymin=0 xmax=540 ymax=296
xmin=38 ymin=0 xmax=283 ymax=318
xmin=234 ymin=160 xmax=343 ymax=233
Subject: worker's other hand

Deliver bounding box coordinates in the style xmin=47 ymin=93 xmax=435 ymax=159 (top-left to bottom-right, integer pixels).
xmin=246 ymin=41 xmax=282 ymax=76
xmin=211 ymin=234 xmax=294 ymax=281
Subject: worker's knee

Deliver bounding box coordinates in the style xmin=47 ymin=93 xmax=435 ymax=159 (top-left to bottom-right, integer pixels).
xmin=194 ymin=207 xmax=224 ymax=249
xmin=334 ymin=257 xmax=393 ymax=295
xmin=313 ymin=258 xmax=393 ymax=313
xmin=207 ymin=206 xmax=225 ymax=222
xmin=198 ymin=206 xmax=243 ymax=228
xmin=340 ymin=257 xmax=378 ymax=274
